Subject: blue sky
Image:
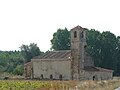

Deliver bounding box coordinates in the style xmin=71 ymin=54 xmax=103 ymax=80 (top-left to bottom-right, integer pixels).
xmin=0 ymin=0 xmax=120 ymax=51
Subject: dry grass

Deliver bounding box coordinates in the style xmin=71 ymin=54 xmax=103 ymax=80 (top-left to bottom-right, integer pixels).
xmin=75 ymin=80 xmax=120 ymax=90
xmin=38 ymin=80 xmax=120 ymax=90
xmin=0 ymin=79 xmax=120 ymax=90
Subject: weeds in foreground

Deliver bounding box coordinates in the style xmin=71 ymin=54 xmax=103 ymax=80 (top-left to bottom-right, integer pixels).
xmin=0 ymin=80 xmax=120 ymax=90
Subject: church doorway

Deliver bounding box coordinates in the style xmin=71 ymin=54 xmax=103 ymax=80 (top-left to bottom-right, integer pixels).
xmin=59 ymin=74 xmax=62 ymax=80
xmin=93 ymin=75 xmax=98 ymax=80
xmin=93 ymin=76 xmax=95 ymax=80
xmin=50 ymin=74 xmax=53 ymax=79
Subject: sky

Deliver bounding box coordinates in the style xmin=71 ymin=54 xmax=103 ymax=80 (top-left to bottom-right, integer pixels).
xmin=0 ymin=0 xmax=120 ymax=52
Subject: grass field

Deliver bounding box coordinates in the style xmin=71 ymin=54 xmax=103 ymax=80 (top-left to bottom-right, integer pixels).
xmin=0 ymin=79 xmax=120 ymax=90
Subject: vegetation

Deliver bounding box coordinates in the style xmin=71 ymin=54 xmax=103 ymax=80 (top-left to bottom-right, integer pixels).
xmin=0 ymin=27 xmax=120 ymax=76
xmin=51 ymin=28 xmax=70 ymax=50
xmin=20 ymin=43 xmax=43 ymax=63
xmin=0 ymin=80 xmax=119 ymax=90
xmin=0 ymin=43 xmax=42 ymax=75
xmin=0 ymin=51 xmax=24 ymax=75
xmin=86 ymin=30 xmax=118 ymax=75
xmin=51 ymin=28 xmax=120 ymax=76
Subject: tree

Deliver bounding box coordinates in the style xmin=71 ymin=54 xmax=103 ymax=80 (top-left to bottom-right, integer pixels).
xmin=0 ymin=50 xmax=24 ymax=74
xmin=50 ymin=27 xmax=119 ymax=75
xmin=0 ymin=43 xmax=42 ymax=75
xmin=13 ymin=65 xmax=24 ymax=75
xmin=86 ymin=29 xmax=102 ymax=66
xmin=100 ymin=31 xmax=117 ymax=70
xmin=51 ymin=28 xmax=70 ymax=50
xmin=115 ymin=36 xmax=120 ymax=75
xmin=86 ymin=30 xmax=118 ymax=75
xmin=20 ymin=43 xmax=41 ymax=63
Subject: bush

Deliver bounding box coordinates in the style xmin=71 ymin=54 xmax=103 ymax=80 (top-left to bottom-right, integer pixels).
xmin=13 ymin=65 xmax=23 ymax=75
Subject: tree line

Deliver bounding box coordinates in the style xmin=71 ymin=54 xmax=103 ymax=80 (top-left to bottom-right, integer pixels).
xmin=0 ymin=27 xmax=120 ymax=76
xmin=51 ymin=28 xmax=120 ymax=76
xmin=0 ymin=43 xmax=42 ymax=75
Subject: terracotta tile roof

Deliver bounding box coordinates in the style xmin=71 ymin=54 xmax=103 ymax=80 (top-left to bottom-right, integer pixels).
xmin=32 ymin=50 xmax=71 ymax=60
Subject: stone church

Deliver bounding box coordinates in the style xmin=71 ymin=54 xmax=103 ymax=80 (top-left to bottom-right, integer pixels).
xmin=24 ymin=26 xmax=113 ymax=80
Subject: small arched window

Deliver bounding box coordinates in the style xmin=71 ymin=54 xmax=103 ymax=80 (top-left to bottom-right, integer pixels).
xmin=74 ymin=31 xmax=77 ymax=38
xmin=80 ymin=31 xmax=84 ymax=39
xmin=93 ymin=76 xmax=95 ymax=81
xmin=84 ymin=45 xmax=87 ymax=49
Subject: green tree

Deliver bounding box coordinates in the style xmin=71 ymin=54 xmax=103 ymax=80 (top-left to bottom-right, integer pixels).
xmin=20 ymin=43 xmax=42 ymax=63
xmin=0 ymin=51 xmax=24 ymax=74
xmin=86 ymin=30 xmax=118 ymax=75
xmin=13 ymin=65 xmax=24 ymax=75
xmin=100 ymin=31 xmax=117 ymax=70
xmin=0 ymin=43 xmax=42 ymax=75
xmin=115 ymin=36 xmax=120 ymax=75
xmin=51 ymin=28 xmax=70 ymax=50
xmin=86 ymin=29 xmax=102 ymax=66
xmin=51 ymin=27 xmax=119 ymax=75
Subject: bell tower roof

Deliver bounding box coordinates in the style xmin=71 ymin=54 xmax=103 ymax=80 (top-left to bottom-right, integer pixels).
xmin=71 ymin=25 xmax=86 ymax=31
xmin=70 ymin=25 xmax=87 ymax=42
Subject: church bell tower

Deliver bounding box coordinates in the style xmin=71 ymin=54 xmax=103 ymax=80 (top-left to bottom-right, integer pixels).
xmin=71 ymin=26 xmax=87 ymax=80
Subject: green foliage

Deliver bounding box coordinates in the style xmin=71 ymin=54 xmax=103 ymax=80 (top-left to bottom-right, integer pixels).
xmin=0 ymin=43 xmax=43 ymax=75
xmin=51 ymin=28 xmax=70 ymax=50
xmin=51 ymin=27 xmax=120 ymax=76
xmin=13 ymin=65 xmax=24 ymax=75
xmin=100 ymin=32 xmax=117 ymax=69
xmin=86 ymin=29 xmax=102 ymax=66
xmin=20 ymin=43 xmax=42 ymax=63
xmin=0 ymin=51 xmax=24 ymax=74
xmin=86 ymin=30 xmax=118 ymax=73
xmin=115 ymin=36 xmax=120 ymax=75
xmin=0 ymin=80 xmax=49 ymax=90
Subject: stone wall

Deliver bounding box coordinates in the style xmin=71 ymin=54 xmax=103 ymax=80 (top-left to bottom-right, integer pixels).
xmin=32 ymin=59 xmax=71 ymax=80
xmin=24 ymin=62 xmax=32 ymax=79
xmin=84 ymin=71 xmax=113 ymax=80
